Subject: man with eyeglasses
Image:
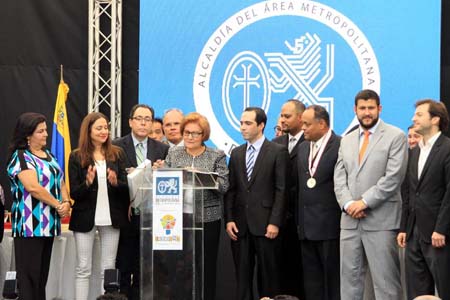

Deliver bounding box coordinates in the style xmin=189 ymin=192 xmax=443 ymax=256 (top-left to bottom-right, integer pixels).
xmin=163 ymin=108 xmax=184 ymax=147
xmin=273 ymin=117 xmax=283 ymax=138
xmin=113 ymin=104 xmax=169 ymax=300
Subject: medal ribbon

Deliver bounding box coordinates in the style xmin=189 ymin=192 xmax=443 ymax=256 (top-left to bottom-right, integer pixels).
xmin=308 ymin=129 xmax=332 ymax=178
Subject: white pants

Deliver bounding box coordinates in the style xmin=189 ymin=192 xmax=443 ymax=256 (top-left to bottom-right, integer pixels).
xmin=74 ymin=226 xmax=120 ymax=300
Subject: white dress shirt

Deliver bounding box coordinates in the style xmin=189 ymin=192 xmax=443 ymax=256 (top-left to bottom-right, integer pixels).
xmin=246 ymin=135 xmax=265 ymax=163
xmin=418 ymin=131 xmax=441 ymax=179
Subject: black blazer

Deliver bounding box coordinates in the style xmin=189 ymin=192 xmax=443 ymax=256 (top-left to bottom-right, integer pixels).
xmin=224 ymin=139 xmax=289 ymax=236
xmin=0 ymin=199 xmax=4 ymax=243
xmin=297 ymin=132 xmax=341 ymax=240
xmin=273 ymin=133 xmax=305 ymax=218
xmin=68 ymin=149 xmax=129 ymax=232
xmin=400 ymin=134 xmax=450 ymax=243
xmin=113 ymin=134 xmax=169 ymax=168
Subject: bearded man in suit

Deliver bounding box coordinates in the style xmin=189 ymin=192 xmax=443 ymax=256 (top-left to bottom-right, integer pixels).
xmin=272 ymin=99 xmax=305 ymax=298
xmin=334 ymin=89 xmax=408 ymax=300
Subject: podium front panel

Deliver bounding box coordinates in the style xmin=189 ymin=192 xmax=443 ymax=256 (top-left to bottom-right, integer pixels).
xmin=138 ymin=169 xmax=210 ymax=300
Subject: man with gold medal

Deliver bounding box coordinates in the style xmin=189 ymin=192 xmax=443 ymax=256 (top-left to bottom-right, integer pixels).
xmin=296 ymin=105 xmax=341 ymax=300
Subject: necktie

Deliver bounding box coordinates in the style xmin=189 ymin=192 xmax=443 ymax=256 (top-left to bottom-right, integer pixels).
xmin=288 ymin=137 xmax=297 ymax=153
xmin=246 ymin=145 xmax=256 ymax=180
xmin=311 ymin=142 xmax=318 ymax=158
xmin=359 ymin=131 xmax=370 ymax=164
xmin=136 ymin=142 xmax=144 ymax=165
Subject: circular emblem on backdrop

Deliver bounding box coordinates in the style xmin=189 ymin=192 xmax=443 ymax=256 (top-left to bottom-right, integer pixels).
xmin=193 ymin=0 xmax=380 ymax=155
xmin=222 ymin=51 xmax=271 ymax=131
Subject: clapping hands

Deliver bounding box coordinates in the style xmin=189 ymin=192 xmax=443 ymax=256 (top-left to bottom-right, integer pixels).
xmin=86 ymin=165 xmax=96 ymax=186
xmin=85 ymin=165 xmax=118 ymax=186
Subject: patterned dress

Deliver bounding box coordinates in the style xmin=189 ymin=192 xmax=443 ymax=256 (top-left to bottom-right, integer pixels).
xmin=164 ymin=146 xmax=229 ymax=222
xmin=7 ymin=149 xmax=63 ymax=237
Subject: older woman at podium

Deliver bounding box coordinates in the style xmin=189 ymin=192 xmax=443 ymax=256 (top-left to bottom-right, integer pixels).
xmin=154 ymin=112 xmax=229 ymax=300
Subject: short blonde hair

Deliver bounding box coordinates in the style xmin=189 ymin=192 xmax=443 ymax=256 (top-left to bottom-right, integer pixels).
xmin=180 ymin=112 xmax=211 ymax=142
xmin=413 ymin=296 xmax=442 ymax=300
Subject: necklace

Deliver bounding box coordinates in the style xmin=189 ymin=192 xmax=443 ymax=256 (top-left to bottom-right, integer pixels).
xmin=29 ymin=147 xmax=46 ymax=157
xmin=186 ymin=145 xmax=206 ymax=157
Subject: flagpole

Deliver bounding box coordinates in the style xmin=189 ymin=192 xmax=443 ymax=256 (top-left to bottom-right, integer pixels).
xmin=60 ymin=64 xmax=63 ymax=82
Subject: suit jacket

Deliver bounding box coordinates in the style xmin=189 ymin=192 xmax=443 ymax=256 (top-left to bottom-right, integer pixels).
xmin=68 ymin=149 xmax=129 ymax=232
xmin=334 ymin=120 xmax=408 ymax=231
xmin=0 ymin=199 xmax=3 ymax=243
xmin=224 ymin=139 xmax=289 ymax=236
xmin=113 ymin=134 xmax=169 ymax=169
xmin=273 ymin=133 xmax=305 ymax=218
xmin=400 ymin=134 xmax=450 ymax=243
xmin=297 ymin=131 xmax=341 ymax=240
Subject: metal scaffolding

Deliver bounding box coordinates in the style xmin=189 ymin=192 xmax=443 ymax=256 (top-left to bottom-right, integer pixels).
xmin=88 ymin=0 xmax=122 ymax=138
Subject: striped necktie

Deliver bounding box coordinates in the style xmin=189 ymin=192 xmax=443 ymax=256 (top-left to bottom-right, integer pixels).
xmin=136 ymin=142 xmax=145 ymax=165
xmin=246 ymin=145 xmax=256 ymax=180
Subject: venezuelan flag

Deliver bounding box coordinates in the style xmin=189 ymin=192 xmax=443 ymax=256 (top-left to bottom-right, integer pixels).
xmin=51 ymin=78 xmax=71 ymax=190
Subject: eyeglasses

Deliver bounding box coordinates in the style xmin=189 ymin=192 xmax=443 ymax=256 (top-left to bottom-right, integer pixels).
xmin=183 ymin=131 xmax=203 ymax=138
xmin=132 ymin=116 xmax=152 ymax=123
xmin=274 ymin=126 xmax=282 ymax=132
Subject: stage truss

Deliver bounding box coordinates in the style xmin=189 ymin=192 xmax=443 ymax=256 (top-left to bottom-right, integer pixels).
xmin=88 ymin=0 xmax=122 ymax=138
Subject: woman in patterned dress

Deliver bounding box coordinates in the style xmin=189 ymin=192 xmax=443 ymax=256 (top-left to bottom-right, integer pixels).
xmin=7 ymin=112 xmax=71 ymax=300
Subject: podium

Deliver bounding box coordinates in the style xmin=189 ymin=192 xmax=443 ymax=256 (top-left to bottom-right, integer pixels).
xmin=135 ymin=168 xmax=219 ymax=300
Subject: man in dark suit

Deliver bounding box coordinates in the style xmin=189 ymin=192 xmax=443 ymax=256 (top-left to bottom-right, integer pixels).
xmin=113 ymin=104 xmax=169 ymax=300
xmin=398 ymin=99 xmax=450 ymax=300
xmin=225 ymin=107 xmax=289 ymax=300
xmin=0 ymin=184 xmax=4 ymax=243
xmin=297 ymin=105 xmax=341 ymax=300
xmin=272 ymin=99 xmax=305 ymax=298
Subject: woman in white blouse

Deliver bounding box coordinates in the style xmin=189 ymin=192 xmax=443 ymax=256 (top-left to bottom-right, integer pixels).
xmin=68 ymin=112 xmax=128 ymax=300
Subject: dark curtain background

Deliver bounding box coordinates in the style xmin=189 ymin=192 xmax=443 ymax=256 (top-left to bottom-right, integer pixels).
xmin=0 ymin=2 xmax=448 ymax=300
xmin=0 ymin=0 xmax=138 ymax=205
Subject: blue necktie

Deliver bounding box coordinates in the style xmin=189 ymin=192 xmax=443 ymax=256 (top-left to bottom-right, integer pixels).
xmin=246 ymin=145 xmax=256 ymax=180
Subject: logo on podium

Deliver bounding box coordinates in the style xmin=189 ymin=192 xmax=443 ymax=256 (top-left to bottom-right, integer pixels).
xmin=160 ymin=214 xmax=177 ymax=235
xmin=156 ymin=177 xmax=179 ymax=195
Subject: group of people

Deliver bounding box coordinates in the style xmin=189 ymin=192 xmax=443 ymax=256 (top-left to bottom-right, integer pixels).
xmin=4 ymin=88 xmax=450 ymax=300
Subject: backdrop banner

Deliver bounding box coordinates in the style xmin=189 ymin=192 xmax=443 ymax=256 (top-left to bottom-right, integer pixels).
xmin=140 ymin=0 xmax=440 ymax=154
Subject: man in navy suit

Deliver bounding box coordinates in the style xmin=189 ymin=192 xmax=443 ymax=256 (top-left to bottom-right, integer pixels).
xmin=114 ymin=104 xmax=169 ymax=300
xmin=398 ymin=99 xmax=450 ymax=300
xmin=297 ymin=105 xmax=341 ymax=300
xmin=225 ymin=107 xmax=289 ymax=300
xmin=272 ymin=99 xmax=305 ymax=298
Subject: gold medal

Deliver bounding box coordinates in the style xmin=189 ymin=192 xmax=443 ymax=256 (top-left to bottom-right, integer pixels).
xmin=307 ymin=177 xmax=316 ymax=189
